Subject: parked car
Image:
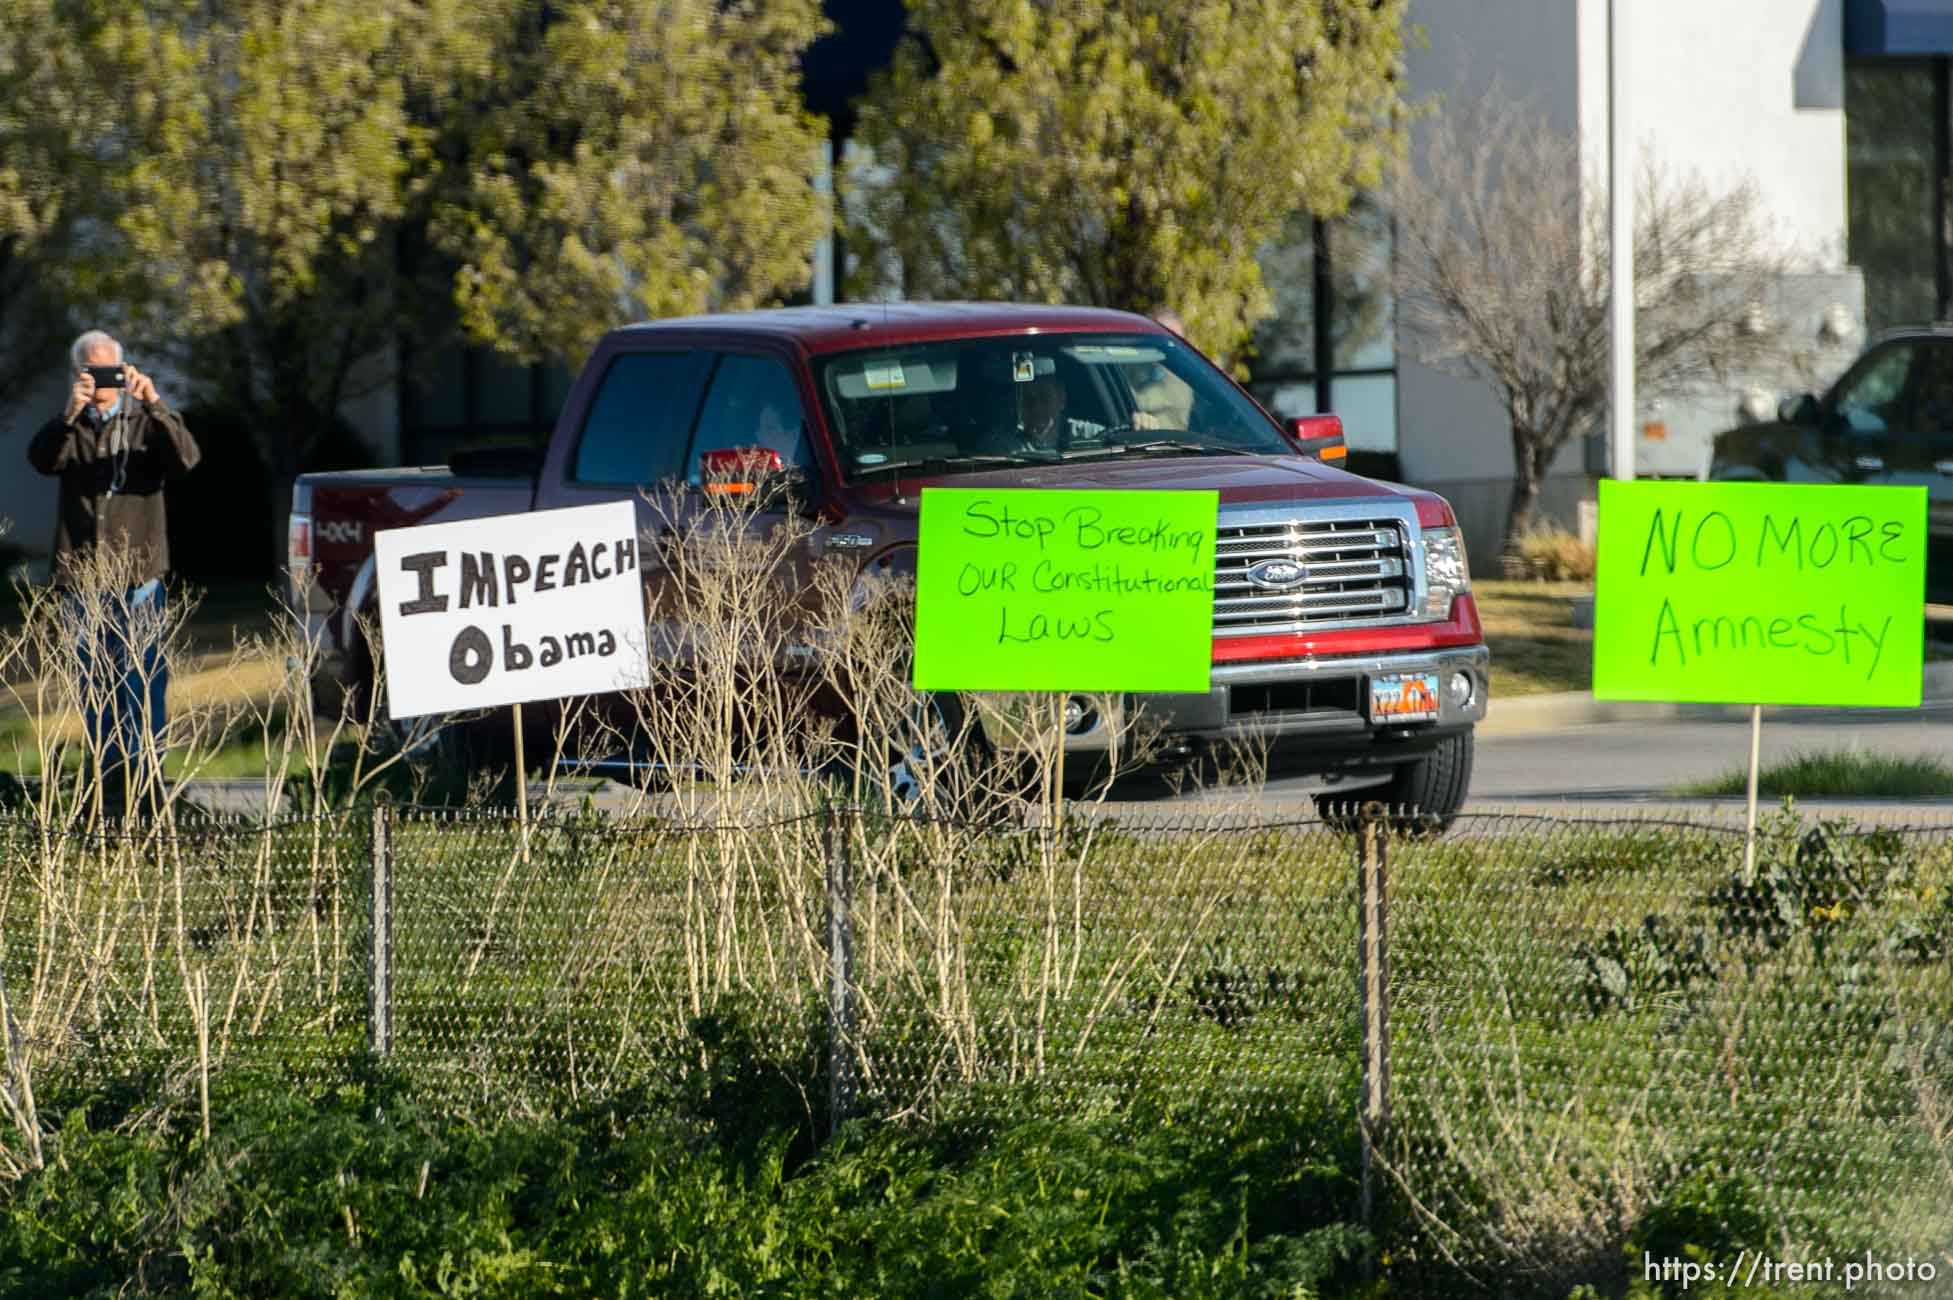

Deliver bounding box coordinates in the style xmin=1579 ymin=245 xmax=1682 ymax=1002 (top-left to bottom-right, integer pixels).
xmin=1710 ymin=325 xmax=1953 ymax=600
xmin=289 ymin=305 xmax=1489 ymax=819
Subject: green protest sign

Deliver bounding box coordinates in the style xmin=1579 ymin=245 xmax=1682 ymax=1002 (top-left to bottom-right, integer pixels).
xmin=1593 ymin=480 xmax=1926 ymax=707
xmin=913 ymin=488 xmax=1219 ymax=691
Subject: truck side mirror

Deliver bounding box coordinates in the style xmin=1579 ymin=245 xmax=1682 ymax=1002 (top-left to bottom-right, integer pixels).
xmin=699 ymin=445 xmax=785 ymax=494
xmin=1283 ymin=414 xmax=1348 ymax=464
xmin=1777 ymin=393 xmax=1820 ymax=427
xmin=698 ymin=445 xmax=812 ymax=511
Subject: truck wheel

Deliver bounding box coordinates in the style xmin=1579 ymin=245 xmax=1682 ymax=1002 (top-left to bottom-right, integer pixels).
xmin=353 ymin=651 xmax=475 ymax=769
xmin=1315 ymin=730 xmax=1474 ymax=835
xmin=886 ymin=691 xmax=970 ymax=803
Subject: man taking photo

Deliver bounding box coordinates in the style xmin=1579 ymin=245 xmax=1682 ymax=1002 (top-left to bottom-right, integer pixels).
xmin=27 ymin=330 xmax=202 ymax=802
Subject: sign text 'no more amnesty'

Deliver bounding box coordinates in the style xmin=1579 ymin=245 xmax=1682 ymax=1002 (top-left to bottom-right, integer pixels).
xmin=374 ymin=501 xmax=652 ymax=718
xmin=1593 ymin=480 xmax=1926 ymax=708
xmin=913 ymin=488 xmax=1219 ymax=692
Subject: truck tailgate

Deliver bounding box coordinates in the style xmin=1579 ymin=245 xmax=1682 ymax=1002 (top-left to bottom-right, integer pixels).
xmin=302 ymin=466 xmax=536 ymax=619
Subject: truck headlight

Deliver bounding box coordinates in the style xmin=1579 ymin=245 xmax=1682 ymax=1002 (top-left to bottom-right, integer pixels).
xmin=1419 ymin=525 xmax=1470 ymax=621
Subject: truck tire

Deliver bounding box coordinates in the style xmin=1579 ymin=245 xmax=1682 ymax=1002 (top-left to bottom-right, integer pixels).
xmin=351 ymin=628 xmax=478 ymax=769
xmin=885 ymin=690 xmax=982 ymax=805
xmin=1315 ymin=729 xmax=1474 ymax=835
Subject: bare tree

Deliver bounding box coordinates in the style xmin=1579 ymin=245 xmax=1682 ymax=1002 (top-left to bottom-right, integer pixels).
xmin=1390 ymin=87 xmax=1803 ymax=570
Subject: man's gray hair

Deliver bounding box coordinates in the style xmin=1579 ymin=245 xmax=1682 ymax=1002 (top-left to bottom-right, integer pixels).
xmin=70 ymin=329 xmax=122 ymax=370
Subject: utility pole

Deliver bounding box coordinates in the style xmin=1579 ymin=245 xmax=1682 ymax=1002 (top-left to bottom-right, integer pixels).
xmin=1608 ymin=0 xmax=1636 ymax=482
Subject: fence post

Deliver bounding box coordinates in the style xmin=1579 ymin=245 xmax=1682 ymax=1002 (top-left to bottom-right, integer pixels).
xmin=369 ymin=798 xmax=393 ymax=1058
xmin=825 ymin=802 xmax=857 ymax=1136
xmin=1356 ymin=803 xmax=1392 ymax=1280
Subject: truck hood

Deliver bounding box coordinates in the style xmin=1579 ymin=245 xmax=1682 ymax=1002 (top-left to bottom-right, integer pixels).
xmin=847 ymin=453 xmax=1411 ymax=509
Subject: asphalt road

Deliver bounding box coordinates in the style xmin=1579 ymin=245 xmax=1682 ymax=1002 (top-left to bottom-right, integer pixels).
xmin=1107 ymin=700 xmax=1953 ymax=820
xmin=1464 ymin=702 xmax=1953 ymax=803
xmin=174 ymin=701 xmax=1953 ymax=822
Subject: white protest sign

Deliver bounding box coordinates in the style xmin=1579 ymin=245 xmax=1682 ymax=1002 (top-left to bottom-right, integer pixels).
xmin=374 ymin=501 xmax=651 ymax=719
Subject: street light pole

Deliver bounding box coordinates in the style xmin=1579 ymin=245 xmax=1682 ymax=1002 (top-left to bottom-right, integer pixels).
xmin=1608 ymin=0 xmax=1636 ymax=482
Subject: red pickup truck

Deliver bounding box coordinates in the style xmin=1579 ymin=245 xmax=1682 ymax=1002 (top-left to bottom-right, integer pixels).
xmin=289 ymin=304 xmax=1488 ymax=818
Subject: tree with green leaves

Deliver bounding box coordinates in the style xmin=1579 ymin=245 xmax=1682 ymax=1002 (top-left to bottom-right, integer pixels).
xmin=432 ymin=0 xmax=832 ymax=372
xmin=845 ymin=0 xmax=1408 ymax=368
xmin=96 ymin=0 xmax=429 ymax=556
xmin=0 ymin=0 xmax=123 ymax=414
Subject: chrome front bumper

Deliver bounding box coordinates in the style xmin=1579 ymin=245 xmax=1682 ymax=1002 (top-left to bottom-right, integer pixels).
xmin=973 ymin=644 xmax=1490 ymax=761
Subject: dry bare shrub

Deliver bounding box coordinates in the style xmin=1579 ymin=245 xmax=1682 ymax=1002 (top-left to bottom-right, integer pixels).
xmin=0 ymin=545 xmax=406 ymax=1173
xmin=0 ymin=544 xmax=267 ymax=828
xmin=1391 ymin=80 xmax=1808 ymax=565
xmin=1513 ymin=525 xmax=1597 ymax=583
xmin=0 ymin=479 xmax=1272 ymax=1150
xmin=249 ymin=600 xmax=479 ymax=816
xmin=518 ymin=476 xmax=1204 ymax=1096
xmin=1383 ymin=971 xmax=1701 ymax=1291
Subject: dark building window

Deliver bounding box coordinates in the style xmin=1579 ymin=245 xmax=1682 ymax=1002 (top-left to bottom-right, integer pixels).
xmin=400 ymin=341 xmax=574 ymax=467
xmin=1245 ymin=199 xmax=1398 ymax=467
xmin=1846 ymin=59 xmax=1941 ymax=335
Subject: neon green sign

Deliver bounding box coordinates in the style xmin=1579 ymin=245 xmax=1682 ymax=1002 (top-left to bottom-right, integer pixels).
xmin=913 ymin=488 xmax=1219 ymax=691
xmin=1592 ymin=480 xmax=1926 ymax=706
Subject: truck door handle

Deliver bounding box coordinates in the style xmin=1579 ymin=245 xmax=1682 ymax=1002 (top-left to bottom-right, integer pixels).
xmin=1855 ymin=454 xmax=1884 ymax=472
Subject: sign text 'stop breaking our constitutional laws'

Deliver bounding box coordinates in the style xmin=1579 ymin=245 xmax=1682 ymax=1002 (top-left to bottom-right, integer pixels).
xmin=1592 ymin=480 xmax=1926 ymax=708
xmin=912 ymin=488 xmax=1219 ymax=692
xmin=374 ymin=500 xmax=652 ymax=719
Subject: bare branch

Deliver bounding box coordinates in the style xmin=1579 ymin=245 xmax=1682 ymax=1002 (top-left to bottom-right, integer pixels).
xmin=1390 ymin=83 xmax=1806 ymax=562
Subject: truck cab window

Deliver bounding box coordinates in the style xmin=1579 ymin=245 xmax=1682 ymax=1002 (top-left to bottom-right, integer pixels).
xmin=1829 ymin=342 xmax=1919 ymax=436
xmin=572 ymin=350 xmax=714 ymax=486
xmin=687 ymin=354 xmax=811 ymax=483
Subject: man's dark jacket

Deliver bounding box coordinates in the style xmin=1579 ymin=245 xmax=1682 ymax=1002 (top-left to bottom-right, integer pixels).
xmin=27 ymin=399 xmax=202 ymax=587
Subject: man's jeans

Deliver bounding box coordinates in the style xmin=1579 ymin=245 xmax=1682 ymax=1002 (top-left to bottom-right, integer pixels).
xmin=69 ymin=580 xmax=169 ymax=783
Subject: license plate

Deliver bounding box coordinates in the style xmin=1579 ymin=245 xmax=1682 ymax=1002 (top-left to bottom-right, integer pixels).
xmin=1369 ymin=673 xmax=1441 ymax=723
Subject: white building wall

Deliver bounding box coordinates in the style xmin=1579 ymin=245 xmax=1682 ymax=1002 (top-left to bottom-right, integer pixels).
xmin=1398 ymin=0 xmax=1588 ymax=568
xmin=1398 ymin=0 xmax=1850 ymax=570
xmin=1624 ymin=0 xmax=1847 ymax=264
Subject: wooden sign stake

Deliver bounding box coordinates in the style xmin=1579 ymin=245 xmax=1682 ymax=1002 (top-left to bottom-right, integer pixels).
xmin=512 ymin=704 xmax=531 ymax=864
xmin=1743 ymin=704 xmax=1761 ymax=885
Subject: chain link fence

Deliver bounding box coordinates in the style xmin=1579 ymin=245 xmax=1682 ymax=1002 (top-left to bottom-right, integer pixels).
xmin=1 ymin=800 xmax=1949 ymax=1270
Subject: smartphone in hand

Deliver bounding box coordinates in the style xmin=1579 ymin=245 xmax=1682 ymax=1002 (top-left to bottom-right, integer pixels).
xmin=86 ymin=364 xmax=126 ymax=390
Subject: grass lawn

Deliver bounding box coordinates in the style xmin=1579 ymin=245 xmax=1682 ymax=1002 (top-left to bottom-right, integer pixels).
xmin=1676 ymin=747 xmax=1953 ymax=798
xmin=1473 ymin=579 xmax=1594 ymax=697
xmin=1476 ymin=581 xmax=1953 ymax=698
xmin=0 ymin=578 xmax=292 ymax=777
xmin=0 ymin=580 xmax=1940 ymax=745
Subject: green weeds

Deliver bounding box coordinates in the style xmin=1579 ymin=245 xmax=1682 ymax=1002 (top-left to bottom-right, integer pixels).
xmin=1677 ymin=748 xmax=1953 ymax=798
xmin=0 ymin=1063 xmax=1372 ymax=1299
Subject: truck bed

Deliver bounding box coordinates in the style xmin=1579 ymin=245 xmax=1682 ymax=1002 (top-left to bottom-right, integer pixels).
xmin=301 ymin=464 xmax=540 ymax=617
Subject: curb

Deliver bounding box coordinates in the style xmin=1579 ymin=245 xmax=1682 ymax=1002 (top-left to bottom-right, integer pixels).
xmin=1477 ymin=662 xmax=1953 ymax=738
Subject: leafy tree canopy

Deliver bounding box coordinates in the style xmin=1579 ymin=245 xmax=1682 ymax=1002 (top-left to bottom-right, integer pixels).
xmin=846 ymin=0 xmax=1409 ymax=367
xmin=0 ymin=0 xmax=126 ymax=410
xmin=433 ymin=0 xmax=832 ymax=370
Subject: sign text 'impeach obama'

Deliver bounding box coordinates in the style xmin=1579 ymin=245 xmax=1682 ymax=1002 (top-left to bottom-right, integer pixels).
xmin=375 ymin=501 xmax=652 ymax=718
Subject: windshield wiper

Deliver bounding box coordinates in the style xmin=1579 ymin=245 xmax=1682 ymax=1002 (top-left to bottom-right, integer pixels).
xmin=849 ymin=453 xmax=1028 ymax=478
xmin=1076 ymin=432 xmax=1248 ymax=458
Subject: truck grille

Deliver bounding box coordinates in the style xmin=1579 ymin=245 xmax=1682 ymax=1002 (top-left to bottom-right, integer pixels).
xmin=1213 ymin=519 xmax=1412 ymax=636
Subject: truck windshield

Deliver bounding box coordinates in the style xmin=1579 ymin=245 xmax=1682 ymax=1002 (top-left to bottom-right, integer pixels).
xmin=811 ymin=332 xmax=1290 ymax=480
